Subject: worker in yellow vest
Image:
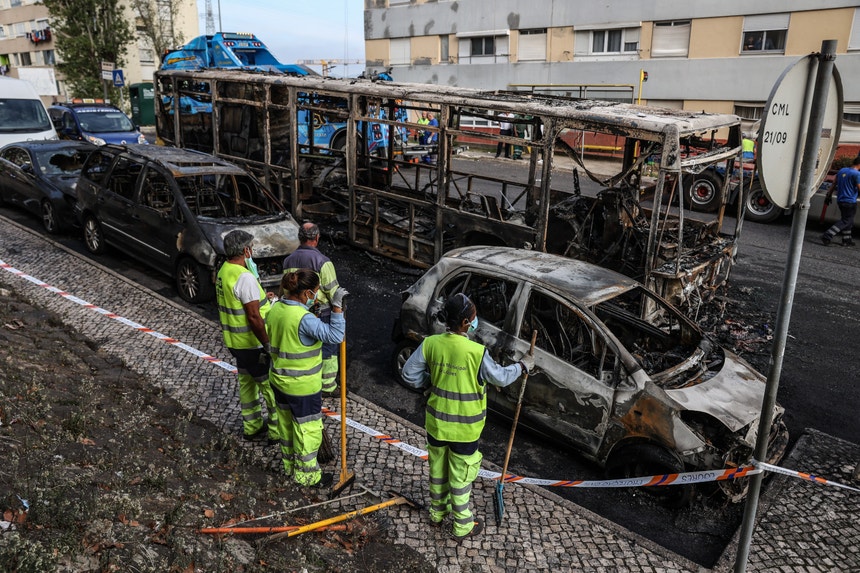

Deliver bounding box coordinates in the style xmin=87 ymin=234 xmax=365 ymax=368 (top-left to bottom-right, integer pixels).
xmin=215 ymin=230 xmax=279 ymax=443
xmin=400 ymin=293 xmax=534 ymax=541
xmin=266 ymin=269 xmax=347 ymax=488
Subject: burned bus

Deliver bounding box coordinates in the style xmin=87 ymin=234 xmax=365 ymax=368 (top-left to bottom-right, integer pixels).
xmin=154 ymin=68 xmax=746 ymax=314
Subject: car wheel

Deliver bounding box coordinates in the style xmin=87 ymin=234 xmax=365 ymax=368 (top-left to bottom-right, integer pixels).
xmin=605 ymin=443 xmax=694 ymax=508
xmin=83 ymin=215 xmax=106 ymax=254
xmin=175 ymin=258 xmax=215 ymax=303
xmin=684 ymin=170 xmax=723 ymax=213
xmin=41 ymin=200 xmax=59 ymax=234
xmin=391 ymin=340 xmax=421 ymax=392
xmin=744 ymin=182 xmax=783 ymax=223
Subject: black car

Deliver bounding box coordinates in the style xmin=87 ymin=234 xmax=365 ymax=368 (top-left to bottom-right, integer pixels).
xmin=0 ymin=140 xmax=96 ymax=233
xmin=75 ymin=145 xmax=301 ymax=303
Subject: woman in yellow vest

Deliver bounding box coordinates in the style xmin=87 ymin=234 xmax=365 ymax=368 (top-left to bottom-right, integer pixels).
xmin=401 ymin=293 xmax=534 ymax=541
xmin=266 ymin=269 xmax=347 ymax=488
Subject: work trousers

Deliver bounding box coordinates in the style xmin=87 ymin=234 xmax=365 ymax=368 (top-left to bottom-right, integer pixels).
xmin=427 ymin=438 xmax=483 ymax=537
xmin=822 ymin=202 xmax=858 ymax=244
xmin=230 ymin=347 xmax=279 ymax=439
xmin=271 ymin=384 xmax=324 ymax=486
xmin=319 ymin=309 xmax=339 ymax=394
xmin=496 ymin=128 xmax=513 ymax=158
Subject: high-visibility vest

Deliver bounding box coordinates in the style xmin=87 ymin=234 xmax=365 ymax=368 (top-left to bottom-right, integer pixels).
xmin=267 ymin=302 xmax=323 ymax=396
xmin=215 ymin=262 xmax=268 ymax=350
xmin=423 ymin=333 xmax=487 ymax=443
xmin=742 ymin=138 xmax=755 ymax=160
xmin=282 ymin=246 xmax=339 ymax=305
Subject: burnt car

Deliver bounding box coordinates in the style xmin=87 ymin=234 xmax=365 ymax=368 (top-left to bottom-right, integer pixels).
xmin=75 ymin=145 xmax=300 ymax=303
xmin=0 ymin=140 xmax=95 ymax=233
xmin=392 ymin=246 xmax=788 ymax=505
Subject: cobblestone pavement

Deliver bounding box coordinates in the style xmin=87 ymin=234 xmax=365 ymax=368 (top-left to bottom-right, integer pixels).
xmin=0 ymin=217 xmax=857 ymax=572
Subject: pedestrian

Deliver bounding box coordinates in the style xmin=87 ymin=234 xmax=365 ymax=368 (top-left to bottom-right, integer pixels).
xmin=215 ymin=230 xmax=279 ymax=443
xmin=400 ymin=293 xmax=534 ymax=541
xmin=282 ymin=221 xmax=341 ymax=393
xmin=821 ymin=156 xmax=860 ymax=246
xmin=266 ymin=269 xmax=347 ymax=488
xmin=417 ymin=111 xmax=430 ymax=144
xmin=495 ymin=112 xmax=514 ymax=158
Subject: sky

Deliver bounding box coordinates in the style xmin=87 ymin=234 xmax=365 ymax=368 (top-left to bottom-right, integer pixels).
xmin=197 ymin=0 xmax=367 ymax=77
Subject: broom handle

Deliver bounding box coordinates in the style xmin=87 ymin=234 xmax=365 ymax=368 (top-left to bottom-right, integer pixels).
xmin=499 ymin=330 xmax=537 ymax=483
xmin=339 ymin=334 xmax=348 ymax=478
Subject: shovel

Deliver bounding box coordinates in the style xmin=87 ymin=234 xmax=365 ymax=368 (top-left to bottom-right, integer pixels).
xmin=330 ymin=333 xmax=355 ymax=498
xmin=494 ymin=330 xmax=537 ymax=525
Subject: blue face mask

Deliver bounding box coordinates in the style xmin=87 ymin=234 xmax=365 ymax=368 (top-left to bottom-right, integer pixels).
xmin=245 ymin=256 xmax=259 ymax=280
xmin=305 ymin=290 xmax=318 ymax=309
xmin=468 ymin=316 xmax=479 ymax=333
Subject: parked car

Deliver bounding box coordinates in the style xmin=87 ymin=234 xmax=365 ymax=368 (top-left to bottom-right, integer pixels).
xmin=0 ymin=77 xmax=58 ymax=147
xmin=49 ymin=103 xmax=147 ymax=146
xmin=0 ymin=140 xmax=95 ymax=233
xmin=392 ymin=246 xmax=789 ymax=505
xmin=75 ymin=145 xmax=300 ymax=302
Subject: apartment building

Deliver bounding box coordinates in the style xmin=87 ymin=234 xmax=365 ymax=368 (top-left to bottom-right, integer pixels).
xmin=364 ymin=0 xmax=860 ymax=144
xmin=0 ymin=0 xmax=197 ymax=106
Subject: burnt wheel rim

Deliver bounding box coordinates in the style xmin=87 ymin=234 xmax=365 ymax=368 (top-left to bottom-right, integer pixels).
xmin=84 ymin=218 xmax=101 ymax=251
xmin=177 ymin=262 xmax=199 ymax=300
xmin=41 ymin=202 xmax=56 ymax=232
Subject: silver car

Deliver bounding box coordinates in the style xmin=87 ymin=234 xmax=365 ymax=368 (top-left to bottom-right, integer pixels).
xmin=392 ymin=246 xmax=788 ymax=505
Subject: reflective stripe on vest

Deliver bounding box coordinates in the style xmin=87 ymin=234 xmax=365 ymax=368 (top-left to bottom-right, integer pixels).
xmin=268 ymin=302 xmax=323 ymax=396
xmin=215 ymin=261 xmax=268 ymax=350
xmin=423 ymin=333 xmax=487 ymax=443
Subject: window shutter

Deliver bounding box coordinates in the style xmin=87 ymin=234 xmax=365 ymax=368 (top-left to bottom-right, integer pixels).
xmin=390 ymin=38 xmax=410 ymax=66
xmin=651 ymin=22 xmax=690 ymax=57
xmin=850 ymin=8 xmax=860 ymax=51
xmin=518 ymin=31 xmax=546 ymax=61
xmin=743 ymin=14 xmax=789 ymax=32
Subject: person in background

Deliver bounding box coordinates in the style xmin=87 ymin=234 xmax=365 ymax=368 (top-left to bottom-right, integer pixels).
xmin=417 ymin=111 xmax=430 ymax=144
xmin=266 ymin=269 xmax=347 ymax=488
xmin=821 ymin=156 xmax=860 ymax=247
xmin=495 ymin=112 xmax=514 ymax=158
xmin=400 ymin=293 xmax=534 ymax=541
xmin=216 ymin=230 xmax=279 ymax=443
xmin=282 ymin=222 xmax=341 ymax=393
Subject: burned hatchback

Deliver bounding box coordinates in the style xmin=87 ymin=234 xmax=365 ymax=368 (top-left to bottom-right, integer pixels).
xmin=392 ymin=246 xmax=788 ymax=505
xmin=75 ymin=145 xmax=300 ymax=302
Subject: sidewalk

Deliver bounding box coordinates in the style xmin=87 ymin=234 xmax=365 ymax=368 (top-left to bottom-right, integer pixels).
xmin=0 ymin=216 xmax=857 ymax=572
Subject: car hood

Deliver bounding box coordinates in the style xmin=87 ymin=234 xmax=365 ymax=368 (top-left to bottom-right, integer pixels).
xmin=43 ymin=173 xmax=79 ymax=196
xmin=196 ymin=214 xmax=300 ymax=257
xmin=91 ymin=132 xmax=143 ymax=145
xmin=664 ymin=350 xmax=767 ymax=432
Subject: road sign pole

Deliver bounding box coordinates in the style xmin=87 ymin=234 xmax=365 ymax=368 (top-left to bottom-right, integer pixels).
xmin=733 ymin=39 xmax=837 ymax=573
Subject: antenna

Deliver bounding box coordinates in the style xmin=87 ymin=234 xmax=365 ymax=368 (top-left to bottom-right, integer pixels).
xmin=204 ymin=0 xmax=215 ymax=35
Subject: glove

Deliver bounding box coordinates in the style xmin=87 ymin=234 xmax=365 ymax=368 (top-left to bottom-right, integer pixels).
xmin=258 ymin=344 xmax=272 ymax=366
xmin=518 ymin=353 xmax=535 ymax=374
xmin=331 ymin=288 xmax=350 ymax=309
xmin=824 ymin=195 xmax=833 ymax=206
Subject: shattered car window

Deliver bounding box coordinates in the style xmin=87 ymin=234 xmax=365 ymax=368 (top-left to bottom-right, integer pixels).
xmin=175 ymin=173 xmax=278 ymax=218
xmin=438 ymin=272 xmax=516 ymax=327
xmin=139 ymin=169 xmax=175 ymax=214
xmin=521 ymin=289 xmax=608 ymax=378
xmin=594 ymin=286 xmax=698 ymax=375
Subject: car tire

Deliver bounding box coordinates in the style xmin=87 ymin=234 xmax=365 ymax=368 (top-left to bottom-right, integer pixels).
xmin=391 ymin=340 xmax=421 ymax=393
xmin=605 ymin=443 xmax=694 ymax=508
xmin=83 ymin=214 xmax=106 ymax=254
xmin=684 ymin=170 xmax=723 ymax=213
xmin=175 ymin=257 xmax=215 ymax=304
xmin=41 ymin=200 xmax=59 ymax=234
xmin=744 ymin=182 xmax=783 ymax=223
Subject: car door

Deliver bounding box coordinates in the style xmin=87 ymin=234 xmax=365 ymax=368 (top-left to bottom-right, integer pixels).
xmin=500 ymin=285 xmax=619 ymax=457
xmin=130 ymin=165 xmax=183 ymax=271
xmin=98 ymin=155 xmax=145 ymax=253
xmin=0 ymin=146 xmax=36 ymax=207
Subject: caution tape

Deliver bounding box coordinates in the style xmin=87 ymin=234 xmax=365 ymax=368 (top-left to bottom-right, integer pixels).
xmin=3 ymin=256 xmax=859 ymax=494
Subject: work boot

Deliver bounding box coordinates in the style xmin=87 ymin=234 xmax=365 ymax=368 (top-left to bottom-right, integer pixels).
xmin=843 ymin=239 xmax=855 ymax=247
xmin=451 ymin=518 xmax=483 ymax=543
xmin=306 ymin=472 xmax=334 ymax=490
xmin=242 ymin=426 xmax=267 ymax=442
xmin=821 ymin=235 xmax=831 ymax=246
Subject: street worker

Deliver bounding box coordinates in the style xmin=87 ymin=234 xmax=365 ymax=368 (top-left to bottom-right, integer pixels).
xmin=821 ymin=156 xmax=860 ymax=246
xmin=417 ymin=111 xmax=430 ymax=144
xmin=741 ymin=134 xmax=756 ymax=162
xmin=282 ymin=221 xmax=341 ymax=393
xmin=266 ymin=269 xmax=347 ymax=488
xmin=495 ymin=112 xmax=514 ymax=158
xmin=216 ymin=230 xmax=279 ymax=443
xmin=400 ymin=293 xmax=534 ymax=541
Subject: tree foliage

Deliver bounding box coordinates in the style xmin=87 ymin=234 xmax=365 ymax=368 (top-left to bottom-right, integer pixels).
xmin=129 ymin=0 xmax=185 ymax=66
xmin=42 ymin=0 xmax=132 ymax=100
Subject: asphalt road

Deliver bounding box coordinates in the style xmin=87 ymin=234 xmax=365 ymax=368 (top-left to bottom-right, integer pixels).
xmin=1 ymin=166 xmax=856 ymax=567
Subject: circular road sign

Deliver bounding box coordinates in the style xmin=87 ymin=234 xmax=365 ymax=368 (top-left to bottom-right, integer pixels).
xmin=757 ymin=56 xmax=842 ymax=209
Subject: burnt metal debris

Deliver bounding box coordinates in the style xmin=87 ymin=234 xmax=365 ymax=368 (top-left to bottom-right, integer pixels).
xmin=154 ymin=69 xmax=746 ymax=315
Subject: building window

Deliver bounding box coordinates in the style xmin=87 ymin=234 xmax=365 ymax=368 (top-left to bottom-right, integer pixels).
xmin=575 ymin=26 xmax=639 ymax=57
xmin=734 ymin=103 xmax=764 ymax=121
xmin=440 ymin=35 xmax=449 ymax=63
xmin=18 ymin=51 xmax=32 ymax=66
xmin=390 ymin=37 xmax=410 ymax=66
xmin=742 ymin=14 xmax=788 ymax=53
xmin=14 ymin=22 xmax=28 ymax=37
xmin=849 ymin=8 xmax=860 ymax=51
xmin=518 ymin=28 xmax=547 ymax=61
xmin=651 ymin=21 xmax=690 ymax=57
xmin=471 ymin=37 xmax=495 ymax=57
xmin=43 ymin=49 xmax=55 ymax=65
xmin=0 ymin=26 xmax=5 ymax=39
xmin=10 ymin=0 xmax=21 ymax=6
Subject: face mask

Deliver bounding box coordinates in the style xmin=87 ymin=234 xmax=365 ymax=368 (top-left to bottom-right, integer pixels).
xmin=245 ymin=256 xmax=259 ymax=280
xmin=468 ymin=316 xmax=479 ymax=333
xmin=305 ymin=290 xmax=318 ymax=309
